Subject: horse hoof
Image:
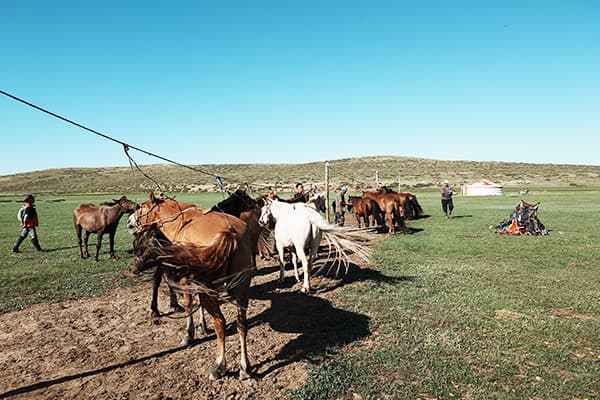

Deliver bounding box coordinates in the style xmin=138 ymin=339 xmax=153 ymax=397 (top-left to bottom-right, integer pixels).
xmin=179 ymin=337 xmax=193 ymax=347
xmin=150 ymin=310 xmax=160 ymax=318
xmin=300 ymin=287 xmax=311 ymax=295
xmin=172 ymin=305 xmax=185 ymax=313
xmin=210 ymin=366 xmax=226 ymax=380
xmin=239 ymin=369 xmax=254 ymax=380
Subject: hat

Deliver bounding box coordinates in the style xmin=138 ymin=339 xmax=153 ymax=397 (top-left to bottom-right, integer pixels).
xmin=341 ymin=186 xmax=348 ymax=191
xmin=24 ymin=194 xmax=35 ymax=203
xmin=443 ymin=180 xmax=449 ymax=184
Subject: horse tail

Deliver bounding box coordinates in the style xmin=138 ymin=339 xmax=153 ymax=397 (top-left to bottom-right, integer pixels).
xmin=393 ymin=199 xmax=409 ymax=233
xmin=189 ymin=231 xmax=239 ymax=270
xmin=317 ymin=224 xmax=372 ymax=277
xmin=137 ymin=231 xmax=239 ymax=274
xmin=369 ymin=199 xmax=384 ymax=226
xmin=410 ymin=195 xmax=424 ymax=218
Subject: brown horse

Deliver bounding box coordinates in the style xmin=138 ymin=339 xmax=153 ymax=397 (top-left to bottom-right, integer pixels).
xmin=346 ymin=196 xmax=377 ymax=228
xmin=362 ymin=191 xmax=407 ymax=234
xmin=377 ymin=186 xmax=424 ymax=219
xmin=73 ymin=196 xmax=138 ymax=261
xmin=128 ymin=192 xmax=255 ymax=380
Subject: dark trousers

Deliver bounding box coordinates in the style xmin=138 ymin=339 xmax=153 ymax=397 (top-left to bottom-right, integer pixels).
xmin=335 ymin=211 xmax=345 ymax=226
xmin=441 ymin=199 xmax=454 ymax=215
xmin=13 ymin=227 xmax=42 ymax=251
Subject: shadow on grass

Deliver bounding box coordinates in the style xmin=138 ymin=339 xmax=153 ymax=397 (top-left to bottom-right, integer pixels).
xmin=248 ymin=288 xmax=371 ymax=378
xmin=247 ymin=263 xmax=415 ymax=378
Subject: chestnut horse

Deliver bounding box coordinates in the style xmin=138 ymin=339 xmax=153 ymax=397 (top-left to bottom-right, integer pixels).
xmin=73 ymin=196 xmax=138 ymax=261
xmin=128 ymin=192 xmax=255 ymax=380
xmin=377 ymin=186 xmax=424 ymax=219
xmin=362 ymin=191 xmax=407 ymax=234
xmin=346 ymin=196 xmax=383 ymax=228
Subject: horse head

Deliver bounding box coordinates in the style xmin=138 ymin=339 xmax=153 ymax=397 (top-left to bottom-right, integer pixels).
xmin=115 ymin=196 xmax=139 ymax=215
xmin=258 ymin=198 xmax=274 ymax=227
xmin=307 ymin=192 xmax=327 ymax=213
xmin=127 ymin=192 xmax=172 ymax=234
xmin=213 ymin=189 xmax=256 ymax=217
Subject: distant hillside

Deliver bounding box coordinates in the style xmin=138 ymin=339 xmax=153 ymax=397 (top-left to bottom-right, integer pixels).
xmin=1 ymin=156 xmax=599 ymax=195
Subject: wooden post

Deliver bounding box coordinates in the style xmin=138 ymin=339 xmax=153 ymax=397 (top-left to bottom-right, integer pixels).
xmin=325 ymin=161 xmax=330 ymax=223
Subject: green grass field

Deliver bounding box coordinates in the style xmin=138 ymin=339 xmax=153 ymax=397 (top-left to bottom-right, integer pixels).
xmin=1 ymin=189 xmax=598 ymax=399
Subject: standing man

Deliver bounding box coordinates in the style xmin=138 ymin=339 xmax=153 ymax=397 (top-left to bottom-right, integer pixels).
xmin=286 ymin=182 xmax=309 ymax=203
xmin=441 ymin=180 xmax=454 ymax=219
xmin=12 ymin=194 xmax=43 ymax=252
xmin=335 ymin=186 xmax=349 ymax=226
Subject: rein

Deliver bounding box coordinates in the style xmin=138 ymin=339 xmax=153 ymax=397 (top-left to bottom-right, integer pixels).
xmin=137 ymin=205 xmax=198 ymax=229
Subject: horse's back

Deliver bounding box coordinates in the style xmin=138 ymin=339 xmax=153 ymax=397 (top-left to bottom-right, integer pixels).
xmin=171 ymin=209 xmax=248 ymax=246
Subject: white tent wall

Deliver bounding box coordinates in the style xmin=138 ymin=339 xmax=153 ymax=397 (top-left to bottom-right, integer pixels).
xmin=461 ymin=180 xmax=504 ymax=197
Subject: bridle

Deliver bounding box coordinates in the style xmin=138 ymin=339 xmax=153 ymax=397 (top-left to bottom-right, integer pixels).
xmin=134 ymin=201 xmax=198 ymax=230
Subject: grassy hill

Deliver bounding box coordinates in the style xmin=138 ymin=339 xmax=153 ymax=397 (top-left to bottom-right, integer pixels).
xmin=1 ymin=155 xmax=599 ymax=195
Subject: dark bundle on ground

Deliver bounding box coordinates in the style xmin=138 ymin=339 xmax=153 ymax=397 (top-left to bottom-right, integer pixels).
xmin=494 ymin=201 xmax=548 ymax=236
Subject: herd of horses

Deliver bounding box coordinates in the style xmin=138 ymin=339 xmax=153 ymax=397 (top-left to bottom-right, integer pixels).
xmin=345 ymin=185 xmax=424 ymax=233
xmin=69 ymin=186 xmax=423 ymax=380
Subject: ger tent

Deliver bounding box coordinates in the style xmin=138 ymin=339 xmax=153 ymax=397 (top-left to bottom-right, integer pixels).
xmin=461 ymin=179 xmax=504 ymax=197
xmin=494 ymin=201 xmax=548 ymax=236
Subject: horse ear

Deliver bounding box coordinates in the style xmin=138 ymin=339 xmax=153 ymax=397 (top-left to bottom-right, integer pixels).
xmin=149 ymin=192 xmax=155 ymax=202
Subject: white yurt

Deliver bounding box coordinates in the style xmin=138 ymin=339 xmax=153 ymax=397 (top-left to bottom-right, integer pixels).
xmin=461 ymin=179 xmax=504 ymax=197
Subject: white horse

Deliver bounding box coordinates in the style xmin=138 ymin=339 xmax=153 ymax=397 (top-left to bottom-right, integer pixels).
xmin=259 ymin=198 xmax=371 ymax=293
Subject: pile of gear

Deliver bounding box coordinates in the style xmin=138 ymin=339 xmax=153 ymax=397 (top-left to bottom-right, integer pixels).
xmin=494 ymin=201 xmax=548 ymax=236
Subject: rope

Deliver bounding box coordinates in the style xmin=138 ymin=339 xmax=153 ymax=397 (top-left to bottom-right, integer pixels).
xmin=0 ymin=89 xmax=221 ymax=178
xmin=0 ymin=89 xmax=326 ymax=195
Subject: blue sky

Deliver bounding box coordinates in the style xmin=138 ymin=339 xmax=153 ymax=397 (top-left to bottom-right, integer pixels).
xmin=1 ymin=1 xmax=599 ymax=176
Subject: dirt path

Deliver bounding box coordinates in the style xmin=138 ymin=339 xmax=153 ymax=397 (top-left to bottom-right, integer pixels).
xmin=0 ymin=246 xmax=380 ymax=399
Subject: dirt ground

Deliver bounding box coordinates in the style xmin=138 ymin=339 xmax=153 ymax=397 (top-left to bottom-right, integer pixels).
xmin=0 ymin=245 xmax=379 ymax=400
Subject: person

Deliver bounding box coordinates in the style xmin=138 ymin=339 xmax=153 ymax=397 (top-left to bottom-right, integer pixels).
xmin=286 ymin=182 xmax=308 ymax=203
xmin=266 ymin=187 xmax=280 ymax=200
xmin=441 ymin=180 xmax=454 ymax=219
xmin=12 ymin=194 xmax=43 ymax=252
xmin=334 ymin=186 xmax=349 ymax=226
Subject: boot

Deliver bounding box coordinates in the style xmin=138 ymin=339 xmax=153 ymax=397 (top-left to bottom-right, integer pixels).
xmin=32 ymin=237 xmax=43 ymax=252
xmin=12 ymin=236 xmax=26 ymax=253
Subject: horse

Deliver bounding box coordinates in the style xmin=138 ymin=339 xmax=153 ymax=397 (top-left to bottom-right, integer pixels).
xmin=128 ymin=192 xmax=255 ymax=380
xmin=306 ymin=192 xmax=327 ymax=213
xmin=259 ymin=198 xmax=371 ymax=293
xmin=346 ymin=196 xmax=382 ymax=228
xmin=377 ymin=186 xmax=424 ymax=219
xmin=73 ymin=196 xmax=138 ymax=261
xmin=362 ymin=191 xmax=407 ymax=234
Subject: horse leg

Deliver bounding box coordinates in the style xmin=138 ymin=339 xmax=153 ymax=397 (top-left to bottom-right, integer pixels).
xmin=76 ymin=225 xmax=84 ymax=258
xmin=201 ymin=295 xmax=227 ymax=380
xmin=83 ymin=231 xmax=91 ymax=258
xmin=94 ymin=231 xmax=103 ymax=261
xmin=179 ymin=286 xmax=195 ymax=346
xmin=296 ymin=247 xmax=311 ymax=293
xmin=196 ymin=295 xmax=208 ymax=335
xmin=150 ymin=267 xmax=162 ymax=317
xmin=277 ymin=242 xmax=286 ymax=284
xmin=386 ymin=210 xmax=395 ymax=234
xmin=291 ymin=251 xmax=300 ymax=282
xmin=108 ymin=232 xmax=117 ymax=259
xmin=236 ymin=297 xmax=252 ymax=380
xmin=169 ymin=287 xmax=184 ymax=313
